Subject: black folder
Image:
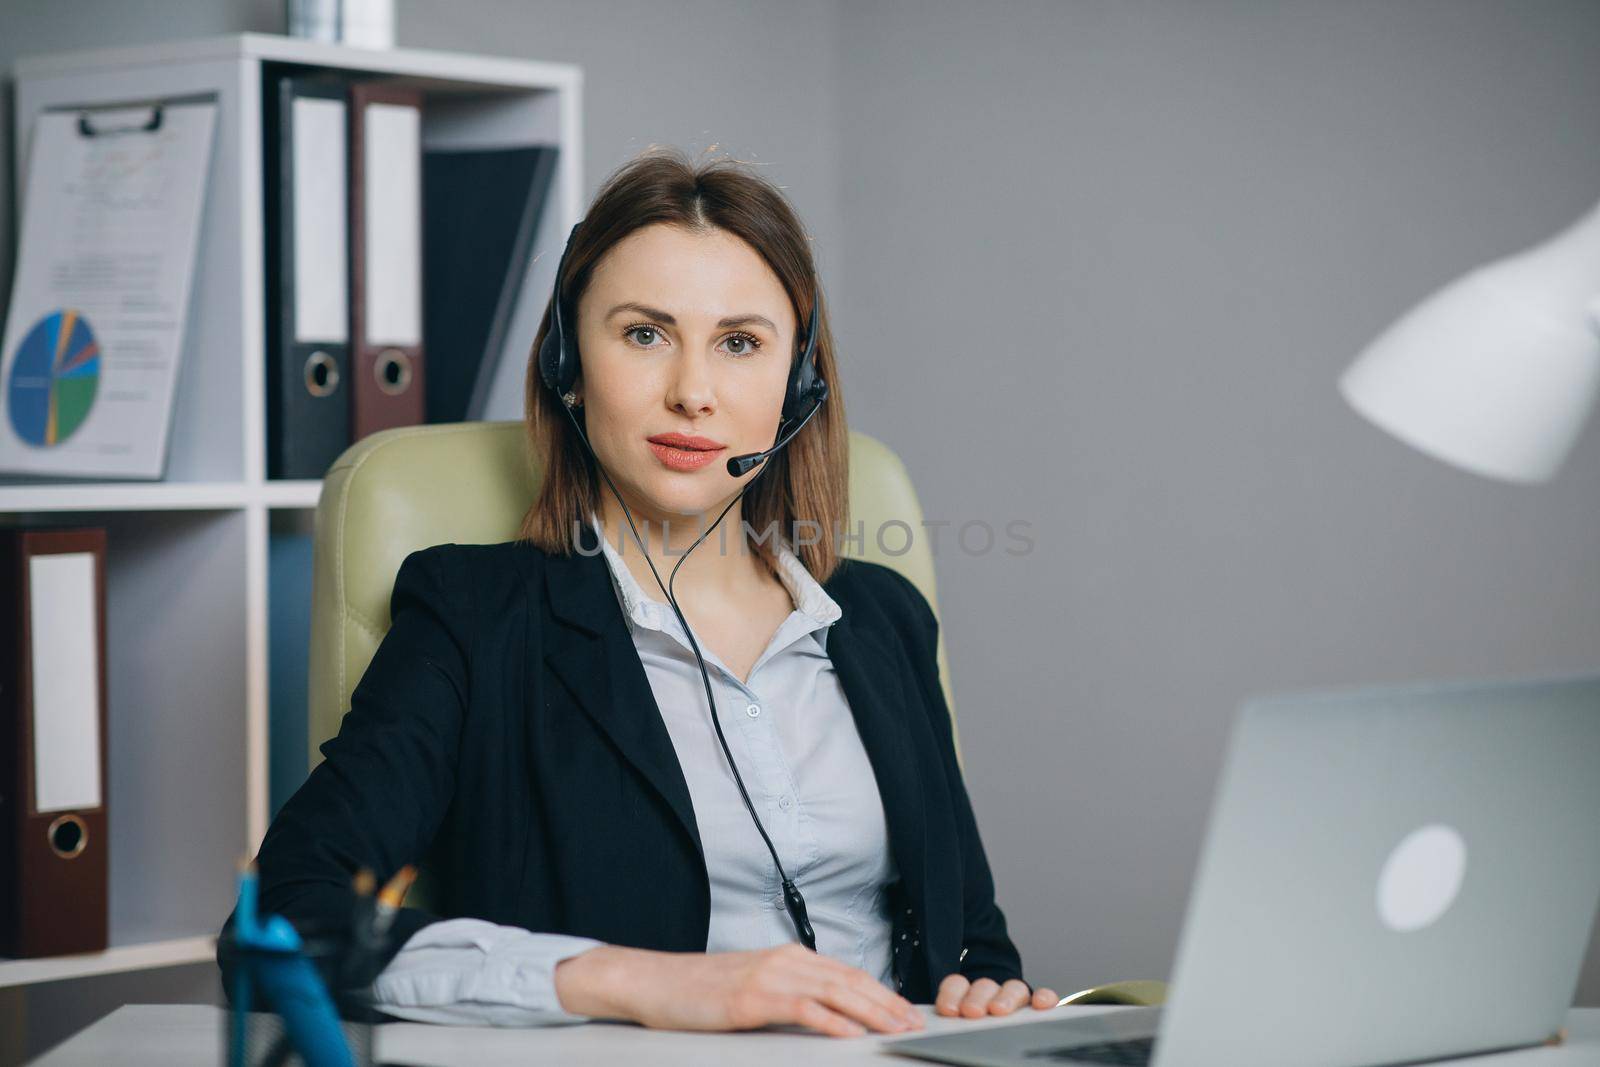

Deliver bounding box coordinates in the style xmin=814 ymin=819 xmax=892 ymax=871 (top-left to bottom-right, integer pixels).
xmin=422 ymin=144 xmax=559 ymax=423
xmin=264 ymin=70 xmax=353 ymax=480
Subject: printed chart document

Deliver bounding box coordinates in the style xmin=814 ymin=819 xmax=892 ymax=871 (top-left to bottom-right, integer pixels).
xmin=0 ymin=101 xmax=217 ymax=478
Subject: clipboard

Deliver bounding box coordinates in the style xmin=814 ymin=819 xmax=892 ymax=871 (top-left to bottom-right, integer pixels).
xmin=0 ymin=97 xmax=218 ymax=479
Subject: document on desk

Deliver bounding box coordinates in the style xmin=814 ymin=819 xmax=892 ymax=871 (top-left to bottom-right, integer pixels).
xmin=0 ymin=101 xmax=217 ymax=478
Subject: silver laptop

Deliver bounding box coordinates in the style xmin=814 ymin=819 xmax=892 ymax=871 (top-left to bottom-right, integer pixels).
xmin=887 ymin=673 xmax=1600 ymax=1067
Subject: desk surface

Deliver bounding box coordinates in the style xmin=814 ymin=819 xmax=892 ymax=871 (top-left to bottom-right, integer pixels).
xmin=29 ymin=1005 xmax=1600 ymax=1066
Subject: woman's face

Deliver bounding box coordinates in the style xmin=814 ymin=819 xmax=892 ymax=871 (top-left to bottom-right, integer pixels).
xmin=574 ymin=222 xmax=797 ymax=520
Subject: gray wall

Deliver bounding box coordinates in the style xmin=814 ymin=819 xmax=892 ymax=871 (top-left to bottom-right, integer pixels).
xmin=830 ymin=0 xmax=1600 ymax=1007
xmin=2 ymin=0 xmax=1598 ymax=1056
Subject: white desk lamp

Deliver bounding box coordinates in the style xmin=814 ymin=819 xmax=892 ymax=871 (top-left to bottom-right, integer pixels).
xmin=1339 ymin=198 xmax=1600 ymax=483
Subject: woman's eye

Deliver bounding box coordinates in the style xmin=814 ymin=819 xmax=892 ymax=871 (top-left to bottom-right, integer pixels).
xmin=723 ymin=332 xmax=761 ymax=357
xmin=624 ymin=325 xmax=662 ymax=348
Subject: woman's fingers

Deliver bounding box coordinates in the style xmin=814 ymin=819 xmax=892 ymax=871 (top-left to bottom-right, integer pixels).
xmin=845 ymin=972 xmax=923 ymax=1029
xmin=795 ymin=952 xmax=921 ymax=1030
xmin=791 ymin=996 xmax=868 ymax=1038
xmin=765 ymin=951 xmax=921 ymax=1037
xmin=810 ymin=976 xmax=921 ymax=1035
xmin=935 ymin=973 xmax=970 ymax=1016
xmin=804 ymin=954 xmax=922 ymax=1029
xmin=987 ymin=979 xmax=1032 ymax=1015
xmin=959 ymin=977 xmax=1002 ymax=1018
xmin=935 ymin=973 xmax=1064 ymax=1019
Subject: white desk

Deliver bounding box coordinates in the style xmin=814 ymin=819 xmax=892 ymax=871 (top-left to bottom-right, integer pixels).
xmin=29 ymin=1004 xmax=1600 ymax=1066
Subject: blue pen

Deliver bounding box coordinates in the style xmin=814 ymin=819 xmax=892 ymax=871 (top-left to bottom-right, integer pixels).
xmin=232 ymin=862 xmax=355 ymax=1067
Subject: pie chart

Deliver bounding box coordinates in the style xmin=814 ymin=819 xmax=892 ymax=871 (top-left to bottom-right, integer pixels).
xmin=8 ymin=309 xmax=101 ymax=447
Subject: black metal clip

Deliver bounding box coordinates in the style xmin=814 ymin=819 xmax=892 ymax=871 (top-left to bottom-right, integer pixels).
xmin=78 ymin=104 xmax=164 ymax=138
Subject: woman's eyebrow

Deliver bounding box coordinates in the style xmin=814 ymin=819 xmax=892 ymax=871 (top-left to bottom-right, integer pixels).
xmin=605 ymin=301 xmax=776 ymax=331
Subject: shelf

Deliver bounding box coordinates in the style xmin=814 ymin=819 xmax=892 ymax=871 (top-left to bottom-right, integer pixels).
xmin=259 ymin=480 xmax=324 ymax=510
xmin=16 ymin=32 xmax=582 ymax=94
xmin=0 ymin=483 xmax=252 ymax=513
xmin=3 ymin=31 xmax=583 ymax=993
xmin=0 ymin=936 xmax=216 ymax=989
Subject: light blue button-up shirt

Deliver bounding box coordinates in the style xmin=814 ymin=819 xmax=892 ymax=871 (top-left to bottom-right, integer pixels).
xmin=370 ymin=521 xmax=899 ymax=1025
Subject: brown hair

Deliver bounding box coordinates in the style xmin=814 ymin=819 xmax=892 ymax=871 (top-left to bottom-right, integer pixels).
xmin=517 ymin=147 xmax=849 ymax=582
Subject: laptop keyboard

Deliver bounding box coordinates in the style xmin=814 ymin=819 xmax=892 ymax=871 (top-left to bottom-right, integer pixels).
xmin=1024 ymin=1036 xmax=1157 ymax=1064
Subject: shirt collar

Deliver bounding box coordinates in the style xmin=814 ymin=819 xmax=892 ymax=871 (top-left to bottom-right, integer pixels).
xmin=588 ymin=512 xmax=842 ymax=634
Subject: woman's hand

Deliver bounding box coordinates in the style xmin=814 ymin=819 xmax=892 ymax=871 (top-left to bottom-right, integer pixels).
xmin=555 ymin=942 xmax=926 ymax=1038
xmin=934 ymin=974 xmax=1059 ymax=1018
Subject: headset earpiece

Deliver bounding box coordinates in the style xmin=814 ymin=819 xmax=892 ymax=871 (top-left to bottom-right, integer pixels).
xmin=781 ymin=298 xmax=827 ymax=424
xmin=538 ymin=222 xmax=584 ymax=398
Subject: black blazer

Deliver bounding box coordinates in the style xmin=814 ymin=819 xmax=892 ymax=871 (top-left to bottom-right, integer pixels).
xmin=222 ymin=524 xmax=1025 ymax=1003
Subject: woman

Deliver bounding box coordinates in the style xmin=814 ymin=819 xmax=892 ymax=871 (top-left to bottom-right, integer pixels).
xmin=226 ymin=148 xmax=1060 ymax=1038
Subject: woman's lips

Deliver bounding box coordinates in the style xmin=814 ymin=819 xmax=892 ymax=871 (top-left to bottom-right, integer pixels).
xmin=646 ymin=438 xmax=729 ymax=470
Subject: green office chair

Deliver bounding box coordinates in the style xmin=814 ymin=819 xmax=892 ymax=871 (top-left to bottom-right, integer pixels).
xmin=306 ymin=420 xmax=1166 ymax=1008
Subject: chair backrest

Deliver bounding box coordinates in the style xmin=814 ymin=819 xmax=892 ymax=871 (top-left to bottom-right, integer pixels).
xmin=308 ymin=421 xmax=960 ymax=767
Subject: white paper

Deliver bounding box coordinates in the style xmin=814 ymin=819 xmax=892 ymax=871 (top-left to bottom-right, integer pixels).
xmin=0 ymin=101 xmax=217 ymax=478
xmin=362 ymin=102 xmax=422 ymax=346
xmin=28 ymin=552 xmax=103 ymax=813
xmin=292 ymin=96 xmax=349 ymax=343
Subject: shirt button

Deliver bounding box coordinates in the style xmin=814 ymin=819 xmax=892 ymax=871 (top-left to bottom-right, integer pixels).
xmin=774 ymin=897 xmax=786 ymax=910
xmin=745 ymin=703 xmax=761 ymax=718
xmin=778 ymin=795 xmax=792 ymax=811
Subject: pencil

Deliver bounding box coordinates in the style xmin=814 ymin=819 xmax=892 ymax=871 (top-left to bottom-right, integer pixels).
xmin=373 ymin=865 xmax=417 ymax=938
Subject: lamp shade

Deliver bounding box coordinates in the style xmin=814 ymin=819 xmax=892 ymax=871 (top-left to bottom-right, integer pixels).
xmin=1339 ymin=198 xmax=1600 ymax=484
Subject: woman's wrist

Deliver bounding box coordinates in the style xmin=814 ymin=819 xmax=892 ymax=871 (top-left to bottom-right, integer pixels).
xmin=553 ymin=944 xmax=653 ymax=1019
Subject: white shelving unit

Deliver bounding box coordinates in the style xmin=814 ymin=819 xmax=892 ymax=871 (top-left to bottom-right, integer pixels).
xmin=0 ymin=33 xmax=583 ymax=990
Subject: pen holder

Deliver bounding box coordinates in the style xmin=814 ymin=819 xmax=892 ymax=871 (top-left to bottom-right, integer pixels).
xmin=218 ymin=933 xmax=382 ymax=1067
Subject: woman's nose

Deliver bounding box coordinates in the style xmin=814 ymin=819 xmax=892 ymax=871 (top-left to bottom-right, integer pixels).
xmin=665 ymin=349 xmax=717 ymax=417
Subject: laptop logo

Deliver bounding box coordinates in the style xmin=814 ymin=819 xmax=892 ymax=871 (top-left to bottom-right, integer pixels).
xmin=1376 ymin=824 xmax=1467 ymax=932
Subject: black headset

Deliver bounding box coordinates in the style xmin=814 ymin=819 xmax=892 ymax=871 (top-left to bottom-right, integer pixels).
xmin=537 ymin=219 xmax=827 ymax=950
